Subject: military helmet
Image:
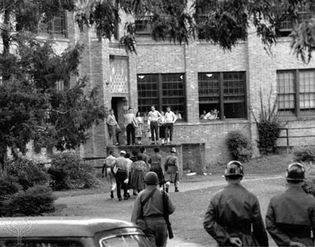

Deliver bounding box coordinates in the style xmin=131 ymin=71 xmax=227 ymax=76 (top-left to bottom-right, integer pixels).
xmin=144 ymin=172 xmax=159 ymax=185
xmin=286 ymin=162 xmax=305 ymax=181
xmin=224 ymin=160 xmax=244 ymax=178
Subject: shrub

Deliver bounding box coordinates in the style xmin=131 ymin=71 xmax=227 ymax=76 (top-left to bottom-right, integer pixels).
xmin=226 ymin=131 xmax=253 ymax=162
xmin=294 ymin=146 xmax=315 ymax=163
xmin=0 ymin=177 xmax=20 ymax=200
xmin=252 ymin=89 xmax=282 ymax=154
xmin=0 ymin=185 xmax=56 ymax=216
xmin=49 ymin=151 xmax=97 ymax=190
xmin=6 ymin=158 xmax=49 ymax=190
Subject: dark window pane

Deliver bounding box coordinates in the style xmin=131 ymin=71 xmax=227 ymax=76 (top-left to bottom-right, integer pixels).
xmin=277 ymin=71 xmax=295 ymax=111
xmin=137 ymin=74 xmax=159 ymax=114
xmin=224 ymin=103 xmax=245 ymax=119
xmin=161 ymin=73 xmax=186 ymax=119
xmin=38 ymin=12 xmax=67 ymax=37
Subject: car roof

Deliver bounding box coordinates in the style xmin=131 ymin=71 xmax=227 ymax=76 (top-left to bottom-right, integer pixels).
xmin=0 ymin=217 xmax=139 ymax=238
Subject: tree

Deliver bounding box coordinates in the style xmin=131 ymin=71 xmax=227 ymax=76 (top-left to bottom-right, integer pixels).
xmin=0 ymin=1 xmax=105 ymax=170
xmin=77 ymin=0 xmax=315 ymax=61
xmin=0 ymin=0 xmax=314 ymax=169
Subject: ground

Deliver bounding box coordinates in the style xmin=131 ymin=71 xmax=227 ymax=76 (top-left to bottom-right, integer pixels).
xmin=51 ymin=153 xmax=295 ymax=246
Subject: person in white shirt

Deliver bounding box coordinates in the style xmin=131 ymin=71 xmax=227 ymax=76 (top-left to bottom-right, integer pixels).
xmin=148 ymin=106 xmax=161 ymax=145
xmin=165 ymin=106 xmax=177 ymax=144
xmin=102 ymin=150 xmax=117 ymax=199
xmin=124 ymin=107 xmax=137 ymax=145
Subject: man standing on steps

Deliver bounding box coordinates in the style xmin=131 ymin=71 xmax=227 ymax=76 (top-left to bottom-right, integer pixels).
xmin=165 ymin=106 xmax=177 ymax=144
xmin=148 ymin=106 xmax=161 ymax=145
xmin=131 ymin=172 xmax=175 ymax=247
xmin=266 ymin=162 xmax=315 ymax=247
xmin=203 ymin=160 xmax=268 ymax=247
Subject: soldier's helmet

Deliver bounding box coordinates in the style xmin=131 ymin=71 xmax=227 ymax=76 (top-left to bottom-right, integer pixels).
xmin=224 ymin=160 xmax=244 ymax=178
xmin=286 ymin=162 xmax=305 ymax=182
xmin=144 ymin=172 xmax=159 ymax=185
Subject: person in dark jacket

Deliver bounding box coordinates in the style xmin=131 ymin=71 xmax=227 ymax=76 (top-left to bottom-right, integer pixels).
xmin=131 ymin=172 xmax=175 ymax=247
xmin=203 ymin=160 xmax=269 ymax=247
xmin=266 ymin=162 xmax=315 ymax=247
xmin=149 ymin=147 xmax=164 ymax=186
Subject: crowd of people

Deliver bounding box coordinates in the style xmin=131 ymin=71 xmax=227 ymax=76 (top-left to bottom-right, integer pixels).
xmin=200 ymin=108 xmax=219 ymax=120
xmin=106 ymin=106 xmax=179 ymax=146
xmin=102 ymin=146 xmax=180 ymax=201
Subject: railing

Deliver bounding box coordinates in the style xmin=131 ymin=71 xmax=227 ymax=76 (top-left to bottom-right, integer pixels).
xmin=82 ymin=157 xmax=106 ymax=169
xmin=278 ymin=127 xmax=315 ymax=151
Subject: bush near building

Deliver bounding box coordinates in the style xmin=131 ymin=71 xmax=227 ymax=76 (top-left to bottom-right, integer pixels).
xmin=48 ymin=151 xmax=97 ymax=191
xmin=226 ymin=131 xmax=253 ymax=162
xmin=294 ymin=147 xmax=315 ymax=163
xmin=0 ymin=159 xmax=55 ymax=216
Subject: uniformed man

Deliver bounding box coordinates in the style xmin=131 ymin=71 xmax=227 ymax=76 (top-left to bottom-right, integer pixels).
xmin=266 ymin=162 xmax=315 ymax=247
xmin=203 ymin=160 xmax=269 ymax=247
xmin=131 ymin=172 xmax=175 ymax=247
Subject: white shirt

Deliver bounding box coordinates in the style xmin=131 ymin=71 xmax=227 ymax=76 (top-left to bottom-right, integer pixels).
xmin=148 ymin=110 xmax=161 ymax=122
xmin=165 ymin=111 xmax=177 ymax=123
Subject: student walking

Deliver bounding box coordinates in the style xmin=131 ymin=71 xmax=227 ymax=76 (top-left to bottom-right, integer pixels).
xmin=113 ymin=150 xmax=129 ymax=201
xmin=164 ymin=147 xmax=180 ymax=193
xmin=130 ymin=154 xmax=150 ymax=193
xmin=266 ymin=162 xmax=315 ymax=247
xmin=131 ymin=172 xmax=175 ymax=247
xmin=149 ymin=147 xmax=164 ymax=187
xmin=203 ymin=161 xmax=269 ymax=247
xmin=102 ymin=150 xmax=117 ymax=199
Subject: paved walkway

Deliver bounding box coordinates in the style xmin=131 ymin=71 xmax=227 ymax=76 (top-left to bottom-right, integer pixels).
xmin=162 ymin=174 xmax=282 ymax=247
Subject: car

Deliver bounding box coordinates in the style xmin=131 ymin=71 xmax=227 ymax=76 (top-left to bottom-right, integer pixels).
xmin=0 ymin=217 xmax=151 ymax=247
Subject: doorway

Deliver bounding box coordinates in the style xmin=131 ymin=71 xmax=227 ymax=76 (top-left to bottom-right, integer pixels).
xmin=111 ymin=97 xmax=128 ymax=145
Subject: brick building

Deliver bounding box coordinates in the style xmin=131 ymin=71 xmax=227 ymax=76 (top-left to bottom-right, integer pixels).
xmin=37 ymin=11 xmax=315 ymax=166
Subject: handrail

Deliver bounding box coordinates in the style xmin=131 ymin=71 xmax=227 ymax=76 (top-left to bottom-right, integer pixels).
xmin=278 ymin=127 xmax=315 ymax=150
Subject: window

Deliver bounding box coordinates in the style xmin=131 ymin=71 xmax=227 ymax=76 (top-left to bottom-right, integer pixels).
xmin=137 ymin=73 xmax=186 ymax=119
xmin=38 ymin=12 xmax=67 ymax=37
xmin=135 ymin=16 xmax=153 ymax=35
xmin=277 ymin=6 xmax=313 ymax=37
xmin=195 ymin=0 xmax=212 ymax=40
xmin=277 ymin=69 xmax=315 ymax=116
xmin=198 ymin=72 xmax=247 ymax=120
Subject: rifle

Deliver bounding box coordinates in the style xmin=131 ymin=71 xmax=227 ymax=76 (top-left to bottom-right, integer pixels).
xmin=162 ymin=191 xmax=174 ymax=239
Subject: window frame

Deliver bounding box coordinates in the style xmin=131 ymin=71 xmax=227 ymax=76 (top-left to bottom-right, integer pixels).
xmin=137 ymin=73 xmax=186 ymax=121
xmin=277 ymin=69 xmax=315 ymax=118
xmin=38 ymin=11 xmax=68 ymax=38
xmin=198 ymin=71 xmax=248 ymax=121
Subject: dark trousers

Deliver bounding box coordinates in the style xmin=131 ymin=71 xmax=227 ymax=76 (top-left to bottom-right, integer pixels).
xmin=165 ymin=123 xmax=174 ymax=141
xmin=126 ymin=123 xmax=135 ymax=145
xmin=150 ymin=121 xmax=159 ymax=142
xmin=115 ymin=170 xmax=128 ymax=199
xmin=144 ymin=217 xmax=168 ymax=247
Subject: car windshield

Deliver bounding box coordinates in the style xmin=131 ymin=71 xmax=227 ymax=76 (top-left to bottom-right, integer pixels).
xmin=100 ymin=234 xmax=151 ymax=247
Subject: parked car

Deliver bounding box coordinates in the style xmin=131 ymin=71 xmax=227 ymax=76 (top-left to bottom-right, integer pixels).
xmin=0 ymin=217 xmax=151 ymax=247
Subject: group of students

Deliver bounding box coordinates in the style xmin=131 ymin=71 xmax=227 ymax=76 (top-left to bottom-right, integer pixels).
xmin=102 ymin=146 xmax=180 ymax=201
xmin=106 ymin=106 xmax=179 ymax=146
xmin=203 ymin=161 xmax=315 ymax=247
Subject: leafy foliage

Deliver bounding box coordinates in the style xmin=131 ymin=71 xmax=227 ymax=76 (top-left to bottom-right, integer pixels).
xmin=294 ymin=146 xmax=315 ymax=162
xmin=6 ymin=158 xmax=49 ymax=190
xmin=252 ymin=89 xmax=282 ymax=154
xmin=48 ymin=151 xmax=97 ymax=190
xmin=0 ymin=185 xmax=55 ymax=216
xmin=226 ymin=131 xmax=253 ymax=162
xmin=0 ymin=177 xmax=20 ymax=201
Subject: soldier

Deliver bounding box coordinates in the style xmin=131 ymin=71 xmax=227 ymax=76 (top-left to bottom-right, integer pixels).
xmin=131 ymin=172 xmax=175 ymax=247
xmin=266 ymin=162 xmax=315 ymax=247
xmin=203 ymin=160 xmax=268 ymax=247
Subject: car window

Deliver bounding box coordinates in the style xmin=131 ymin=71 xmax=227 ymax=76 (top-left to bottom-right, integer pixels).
xmin=1 ymin=240 xmax=83 ymax=247
xmin=100 ymin=235 xmax=150 ymax=247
